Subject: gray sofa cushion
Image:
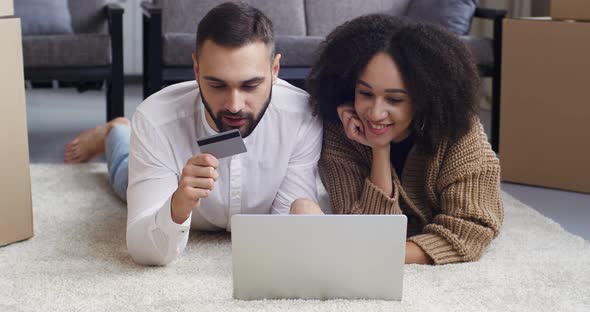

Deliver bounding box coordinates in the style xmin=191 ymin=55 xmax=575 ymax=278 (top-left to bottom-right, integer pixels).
xmin=163 ymin=34 xmax=492 ymax=70
xmin=163 ymin=33 xmax=324 ymax=66
xmin=157 ymin=0 xmax=306 ymax=36
xmin=163 ymin=33 xmax=324 ymax=67
xmin=275 ymin=36 xmax=324 ymax=67
xmin=158 ymin=0 xmax=491 ymax=73
xmin=278 ymin=36 xmax=493 ymax=69
xmin=163 ymin=33 xmax=195 ymax=66
xmin=305 ymin=0 xmax=411 ymax=36
xmin=68 ymin=0 xmax=108 ymax=34
xmin=405 ymin=0 xmax=478 ymax=35
xmin=22 ymin=34 xmax=111 ymax=67
xmin=15 ymin=0 xmax=74 ymax=35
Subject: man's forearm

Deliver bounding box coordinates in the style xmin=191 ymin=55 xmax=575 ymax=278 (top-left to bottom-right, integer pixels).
xmin=170 ymin=192 xmax=192 ymax=224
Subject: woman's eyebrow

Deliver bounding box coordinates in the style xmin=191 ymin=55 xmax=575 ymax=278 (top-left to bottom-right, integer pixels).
xmin=357 ymin=79 xmax=407 ymax=94
xmin=385 ymin=88 xmax=407 ymax=94
xmin=356 ymin=79 xmax=372 ymax=89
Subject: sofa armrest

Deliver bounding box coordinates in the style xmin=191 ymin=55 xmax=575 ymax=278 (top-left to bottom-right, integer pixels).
xmin=104 ymin=3 xmax=125 ymax=119
xmin=141 ymin=1 xmax=162 ymax=18
xmin=141 ymin=1 xmax=163 ymax=98
xmin=104 ymin=3 xmax=124 ymax=70
xmin=474 ymin=7 xmax=508 ymax=20
xmin=105 ymin=3 xmax=124 ymax=41
xmin=472 ymin=6 xmax=507 ymax=73
xmin=473 ymin=7 xmax=507 ymax=43
xmin=105 ymin=3 xmax=124 ymax=16
xmin=473 ymin=6 xmax=507 ymax=152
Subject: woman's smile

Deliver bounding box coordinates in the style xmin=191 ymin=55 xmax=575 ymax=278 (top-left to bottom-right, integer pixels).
xmin=365 ymin=119 xmax=394 ymax=135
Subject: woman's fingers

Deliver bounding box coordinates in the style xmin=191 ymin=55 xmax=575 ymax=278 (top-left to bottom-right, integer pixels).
xmin=337 ymin=104 xmax=370 ymax=146
xmin=349 ymin=117 xmax=371 ymax=146
xmin=350 ymin=117 xmax=364 ymax=140
xmin=337 ymin=104 xmax=355 ymax=123
xmin=346 ymin=117 xmax=359 ymax=141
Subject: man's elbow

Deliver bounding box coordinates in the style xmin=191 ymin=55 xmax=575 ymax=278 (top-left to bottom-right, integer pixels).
xmin=126 ymin=231 xmax=174 ymax=266
xmin=128 ymin=249 xmax=173 ymax=267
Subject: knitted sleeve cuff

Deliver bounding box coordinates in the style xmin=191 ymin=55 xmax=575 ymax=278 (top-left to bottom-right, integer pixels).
xmin=408 ymin=233 xmax=463 ymax=265
xmin=350 ymin=178 xmax=402 ymax=214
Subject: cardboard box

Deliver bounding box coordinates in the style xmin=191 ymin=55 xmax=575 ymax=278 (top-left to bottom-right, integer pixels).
xmin=500 ymin=18 xmax=590 ymax=193
xmin=0 ymin=17 xmax=34 ymax=246
xmin=0 ymin=0 xmax=13 ymax=16
xmin=551 ymin=0 xmax=590 ymax=21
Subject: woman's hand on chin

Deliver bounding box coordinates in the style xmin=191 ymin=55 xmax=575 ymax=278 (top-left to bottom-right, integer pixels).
xmin=337 ymin=104 xmax=371 ymax=147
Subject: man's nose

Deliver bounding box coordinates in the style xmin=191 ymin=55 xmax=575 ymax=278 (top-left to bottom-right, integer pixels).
xmin=225 ymin=89 xmax=245 ymax=113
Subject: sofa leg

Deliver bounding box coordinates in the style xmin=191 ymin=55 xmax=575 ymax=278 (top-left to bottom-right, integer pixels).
xmin=106 ymin=80 xmax=112 ymax=121
xmin=142 ymin=13 xmax=151 ymax=99
xmin=106 ymin=78 xmax=124 ymax=122
xmin=491 ymin=12 xmax=504 ymax=154
xmin=142 ymin=8 xmax=163 ymax=99
xmin=491 ymin=75 xmax=500 ymax=153
xmin=142 ymin=71 xmax=150 ymax=100
xmin=106 ymin=2 xmax=125 ymax=121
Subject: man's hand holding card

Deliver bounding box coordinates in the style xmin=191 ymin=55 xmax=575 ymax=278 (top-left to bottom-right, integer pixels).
xmin=170 ymin=130 xmax=247 ymax=224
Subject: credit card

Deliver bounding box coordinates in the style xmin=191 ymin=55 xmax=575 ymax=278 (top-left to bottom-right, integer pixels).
xmin=197 ymin=129 xmax=247 ymax=159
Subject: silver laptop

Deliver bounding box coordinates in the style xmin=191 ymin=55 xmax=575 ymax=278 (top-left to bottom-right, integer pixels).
xmin=231 ymin=214 xmax=407 ymax=301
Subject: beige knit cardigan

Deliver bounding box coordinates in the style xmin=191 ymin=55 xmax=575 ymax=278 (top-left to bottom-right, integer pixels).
xmin=319 ymin=120 xmax=504 ymax=264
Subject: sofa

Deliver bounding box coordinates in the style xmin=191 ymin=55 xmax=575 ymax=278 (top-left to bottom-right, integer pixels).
xmin=16 ymin=0 xmax=125 ymax=122
xmin=141 ymin=0 xmax=506 ymax=150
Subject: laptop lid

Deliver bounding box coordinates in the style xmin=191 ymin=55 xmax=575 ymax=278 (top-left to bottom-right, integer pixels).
xmin=231 ymin=214 xmax=407 ymax=300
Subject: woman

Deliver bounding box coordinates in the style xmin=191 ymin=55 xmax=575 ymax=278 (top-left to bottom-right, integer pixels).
xmin=291 ymin=15 xmax=503 ymax=265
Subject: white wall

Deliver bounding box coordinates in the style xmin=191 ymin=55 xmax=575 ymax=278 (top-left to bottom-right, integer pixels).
xmin=115 ymin=0 xmax=143 ymax=76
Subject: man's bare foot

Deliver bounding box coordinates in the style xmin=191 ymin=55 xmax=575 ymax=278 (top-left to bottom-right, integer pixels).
xmin=64 ymin=117 xmax=130 ymax=163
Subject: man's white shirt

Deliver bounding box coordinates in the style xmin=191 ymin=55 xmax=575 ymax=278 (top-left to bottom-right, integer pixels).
xmin=126 ymin=79 xmax=323 ymax=265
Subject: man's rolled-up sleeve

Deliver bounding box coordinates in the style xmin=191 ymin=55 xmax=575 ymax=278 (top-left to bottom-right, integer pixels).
xmin=126 ymin=111 xmax=191 ymax=266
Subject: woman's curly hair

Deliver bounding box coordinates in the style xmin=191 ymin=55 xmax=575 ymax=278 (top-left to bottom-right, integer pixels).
xmin=307 ymin=14 xmax=480 ymax=155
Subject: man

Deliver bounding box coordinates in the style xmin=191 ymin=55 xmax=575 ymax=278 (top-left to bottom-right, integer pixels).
xmin=64 ymin=2 xmax=322 ymax=266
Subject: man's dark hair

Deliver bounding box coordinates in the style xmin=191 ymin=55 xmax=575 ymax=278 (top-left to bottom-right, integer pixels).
xmin=196 ymin=2 xmax=275 ymax=59
xmin=307 ymin=14 xmax=480 ymax=155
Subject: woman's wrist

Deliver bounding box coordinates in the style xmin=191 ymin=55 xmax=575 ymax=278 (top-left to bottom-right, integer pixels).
xmin=370 ymin=144 xmax=393 ymax=197
xmin=405 ymin=241 xmax=434 ymax=264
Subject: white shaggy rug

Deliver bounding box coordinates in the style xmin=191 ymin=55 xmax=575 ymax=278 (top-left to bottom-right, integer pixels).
xmin=1 ymin=164 xmax=589 ymax=312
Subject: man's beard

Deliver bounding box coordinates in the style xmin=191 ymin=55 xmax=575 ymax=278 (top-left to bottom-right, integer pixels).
xmin=201 ymin=88 xmax=272 ymax=138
